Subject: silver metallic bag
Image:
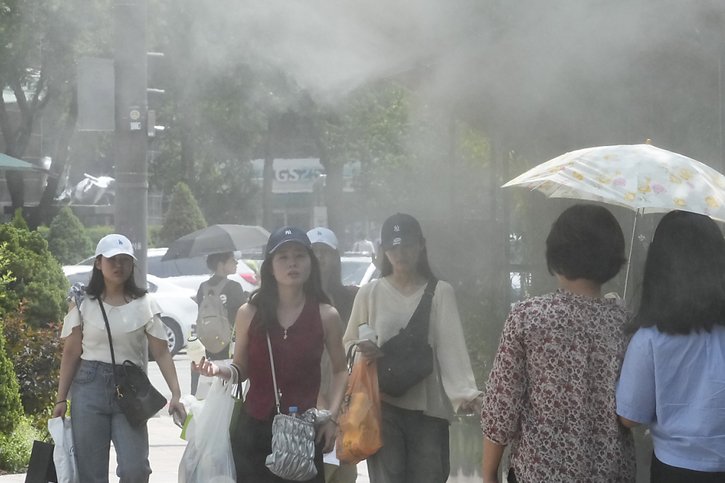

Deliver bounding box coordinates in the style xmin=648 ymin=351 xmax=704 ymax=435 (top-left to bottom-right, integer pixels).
xmin=264 ymin=333 xmax=318 ymax=481
xmin=266 ymin=413 xmax=317 ymax=480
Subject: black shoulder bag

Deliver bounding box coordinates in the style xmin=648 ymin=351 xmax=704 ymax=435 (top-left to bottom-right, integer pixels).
xmin=98 ymin=299 xmax=167 ymax=427
xmin=377 ymin=278 xmax=438 ymax=397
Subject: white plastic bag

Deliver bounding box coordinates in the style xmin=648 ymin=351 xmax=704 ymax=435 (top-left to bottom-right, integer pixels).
xmin=47 ymin=417 xmax=79 ymax=483
xmin=178 ymin=376 xmax=236 ymax=482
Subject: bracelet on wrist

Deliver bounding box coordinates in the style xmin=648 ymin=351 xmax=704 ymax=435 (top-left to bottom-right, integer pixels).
xmin=55 ymin=400 xmax=67 ymax=406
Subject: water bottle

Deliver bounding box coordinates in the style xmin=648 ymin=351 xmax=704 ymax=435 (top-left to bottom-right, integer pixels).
xmin=288 ymin=405 xmax=299 ymax=418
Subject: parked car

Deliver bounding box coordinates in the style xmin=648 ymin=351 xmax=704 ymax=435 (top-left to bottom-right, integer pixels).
xmin=73 ymin=247 xmax=260 ymax=293
xmin=62 ymin=265 xmax=197 ymax=356
xmin=340 ymin=254 xmax=373 ymax=286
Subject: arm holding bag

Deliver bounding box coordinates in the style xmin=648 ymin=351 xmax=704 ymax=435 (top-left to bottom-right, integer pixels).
xmin=336 ymin=347 xmax=383 ymax=464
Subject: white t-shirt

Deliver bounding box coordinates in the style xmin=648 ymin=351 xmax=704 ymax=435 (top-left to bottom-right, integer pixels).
xmin=61 ymin=295 xmax=167 ymax=367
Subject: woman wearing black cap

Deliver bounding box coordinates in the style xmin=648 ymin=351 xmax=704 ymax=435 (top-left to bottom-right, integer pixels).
xmin=342 ymin=213 xmax=482 ymax=483
xmin=194 ymin=226 xmax=347 ymax=483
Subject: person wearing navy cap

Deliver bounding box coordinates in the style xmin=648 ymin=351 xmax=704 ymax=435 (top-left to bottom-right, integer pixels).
xmin=194 ymin=226 xmax=347 ymax=482
xmin=343 ymin=214 xmax=482 ymax=483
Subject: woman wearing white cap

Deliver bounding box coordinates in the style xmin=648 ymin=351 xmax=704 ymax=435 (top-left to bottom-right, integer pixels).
xmin=194 ymin=226 xmax=347 ymax=482
xmin=308 ymin=226 xmax=359 ymax=483
xmin=53 ymin=234 xmax=186 ymax=483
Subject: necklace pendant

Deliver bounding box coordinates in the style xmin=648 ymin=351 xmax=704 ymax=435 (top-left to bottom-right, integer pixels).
xmin=283 ymin=328 xmax=288 ymax=340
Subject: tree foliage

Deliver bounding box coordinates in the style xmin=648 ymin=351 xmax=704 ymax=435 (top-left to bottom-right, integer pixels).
xmin=3 ymin=304 xmax=61 ymax=418
xmin=158 ymin=182 xmax=206 ymax=246
xmin=0 ymin=223 xmax=67 ymax=328
xmin=0 ymin=250 xmax=23 ymax=435
xmin=46 ymin=206 xmax=93 ymax=265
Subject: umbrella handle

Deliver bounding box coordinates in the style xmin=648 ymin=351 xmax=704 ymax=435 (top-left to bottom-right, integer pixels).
xmin=623 ymin=211 xmax=639 ymax=302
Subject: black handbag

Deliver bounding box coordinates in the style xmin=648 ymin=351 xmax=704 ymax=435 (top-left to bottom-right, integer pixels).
xmin=98 ymin=299 xmax=167 ymax=427
xmin=25 ymin=440 xmax=57 ymax=483
xmin=377 ymin=279 xmax=437 ymax=397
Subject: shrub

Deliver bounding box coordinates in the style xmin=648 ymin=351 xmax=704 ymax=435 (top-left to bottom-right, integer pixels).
xmin=3 ymin=304 xmax=62 ymax=418
xmin=0 ymin=249 xmax=23 ymax=435
xmin=159 ymin=182 xmax=206 ymax=245
xmin=46 ymin=207 xmax=94 ymax=265
xmin=0 ymin=416 xmax=42 ymax=473
xmin=85 ymin=225 xmax=114 ymax=256
xmin=0 ymin=223 xmax=67 ymax=328
xmin=0 ymin=319 xmax=23 ymax=435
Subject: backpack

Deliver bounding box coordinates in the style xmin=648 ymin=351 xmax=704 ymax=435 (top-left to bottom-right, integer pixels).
xmin=196 ymin=279 xmax=232 ymax=354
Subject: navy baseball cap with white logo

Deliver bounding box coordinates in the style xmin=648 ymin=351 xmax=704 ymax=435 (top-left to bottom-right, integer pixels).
xmin=380 ymin=213 xmax=423 ymax=250
xmin=265 ymin=226 xmax=311 ymax=257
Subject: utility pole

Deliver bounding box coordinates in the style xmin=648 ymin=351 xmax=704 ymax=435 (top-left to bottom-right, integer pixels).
xmin=113 ymin=0 xmax=148 ymax=281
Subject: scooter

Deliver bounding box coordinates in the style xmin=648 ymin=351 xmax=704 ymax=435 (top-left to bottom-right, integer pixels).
xmin=70 ymin=173 xmax=116 ymax=205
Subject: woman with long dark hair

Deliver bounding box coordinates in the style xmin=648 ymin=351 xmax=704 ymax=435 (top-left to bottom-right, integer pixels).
xmin=342 ymin=213 xmax=482 ymax=483
xmin=195 ymin=226 xmax=347 ymax=482
xmin=617 ymin=210 xmax=725 ymax=481
xmin=53 ymin=234 xmax=185 ymax=482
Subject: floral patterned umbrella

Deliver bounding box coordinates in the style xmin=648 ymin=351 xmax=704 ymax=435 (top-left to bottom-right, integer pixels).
xmin=503 ymin=143 xmax=725 ymax=222
xmin=502 ymin=143 xmax=725 ymax=299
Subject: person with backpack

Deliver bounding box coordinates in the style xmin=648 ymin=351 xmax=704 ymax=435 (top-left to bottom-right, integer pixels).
xmin=190 ymin=251 xmax=245 ymax=395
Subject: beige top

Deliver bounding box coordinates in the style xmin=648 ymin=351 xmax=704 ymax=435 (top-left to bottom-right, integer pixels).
xmin=61 ymin=295 xmax=167 ymax=368
xmin=343 ymin=278 xmax=481 ymax=421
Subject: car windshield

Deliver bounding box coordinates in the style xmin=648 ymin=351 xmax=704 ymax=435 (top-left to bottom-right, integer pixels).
xmin=341 ymin=257 xmax=372 ymax=286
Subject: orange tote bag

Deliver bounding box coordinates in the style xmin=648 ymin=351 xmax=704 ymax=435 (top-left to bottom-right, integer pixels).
xmin=336 ymin=352 xmax=383 ymax=464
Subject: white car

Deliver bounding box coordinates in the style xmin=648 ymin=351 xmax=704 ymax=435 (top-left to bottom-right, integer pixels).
xmin=62 ymin=265 xmax=197 ymax=356
xmin=340 ymin=254 xmax=377 ymax=286
xmin=73 ymin=247 xmax=260 ymax=293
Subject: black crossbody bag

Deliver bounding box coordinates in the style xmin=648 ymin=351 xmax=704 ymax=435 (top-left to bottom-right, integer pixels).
xmin=377 ymin=278 xmax=437 ymax=397
xmin=98 ymin=299 xmax=167 ymax=427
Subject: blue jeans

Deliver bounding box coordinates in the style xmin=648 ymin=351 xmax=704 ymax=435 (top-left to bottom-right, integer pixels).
xmin=366 ymin=402 xmax=450 ymax=483
xmin=70 ymin=360 xmax=151 ymax=483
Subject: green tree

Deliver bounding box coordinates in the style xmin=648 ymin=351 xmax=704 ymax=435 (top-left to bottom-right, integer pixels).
xmin=46 ymin=206 xmax=93 ymax=264
xmin=158 ymin=182 xmax=206 ymax=245
xmin=0 ymin=223 xmax=67 ymax=328
xmin=0 ymin=248 xmax=23 ymax=435
xmin=0 ymin=0 xmax=112 ymax=220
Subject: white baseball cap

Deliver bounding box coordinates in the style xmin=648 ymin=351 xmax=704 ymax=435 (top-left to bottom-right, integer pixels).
xmin=306 ymin=227 xmax=338 ymax=251
xmin=95 ymin=234 xmax=136 ymax=259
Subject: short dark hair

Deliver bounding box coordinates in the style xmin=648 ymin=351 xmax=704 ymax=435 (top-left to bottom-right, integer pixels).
xmin=545 ymin=204 xmax=626 ymax=284
xmin=634 ymin=210 xmax=725 ymax=334
xmin=206 ymin=252 xmax=234 ymax=271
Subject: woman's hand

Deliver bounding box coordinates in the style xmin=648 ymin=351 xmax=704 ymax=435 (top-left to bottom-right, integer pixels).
xmin=459 ymin=392 xmax=484 ymax=415
xmin=52 ymin=400 xmax=68 ymax=419
xmin=168 ymin=398 xmax=187 ymax=425
xmin=355 ymin=340 xmax=382 ymax=360
xmin=316 ymin=419 xmax=338 ymax=454
xmin=192 ymin=356 xmax=221 ymax=377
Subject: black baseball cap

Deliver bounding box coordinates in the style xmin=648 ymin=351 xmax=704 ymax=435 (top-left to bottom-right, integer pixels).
xmin=381 ymin=213 xmax=423 ymax=250
xmin=265 ymin=226 xmax=311 ymax=256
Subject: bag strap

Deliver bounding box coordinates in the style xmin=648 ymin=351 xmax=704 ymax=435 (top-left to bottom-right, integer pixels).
xmin=204 ymin=278 xmax=230 ymax=298
xmin=98 ymin=299 xmax=122 ymax=395
xmin=406 ymin=278 xmax=438 ymax=337
xmin=265 ymin=332 xmax=282 ymax=415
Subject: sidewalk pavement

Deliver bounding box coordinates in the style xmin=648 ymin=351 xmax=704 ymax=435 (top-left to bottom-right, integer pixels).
xmin=0 ymin=411 xmax=371 ymax=483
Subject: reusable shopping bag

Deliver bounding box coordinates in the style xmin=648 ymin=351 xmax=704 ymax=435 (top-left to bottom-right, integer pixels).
xmin=47 ymin=417 xmax=79 ymax=483
xmin=336 ymin=349 xmax=383 ymax=464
